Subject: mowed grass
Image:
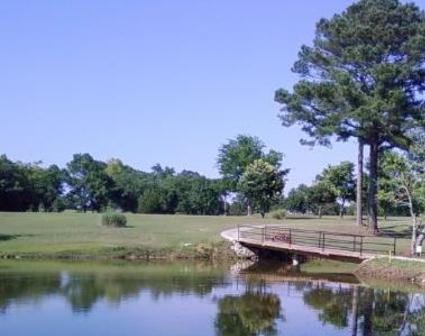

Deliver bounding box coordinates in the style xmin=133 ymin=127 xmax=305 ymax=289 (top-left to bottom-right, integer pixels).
xmin=0 ymin=212 xmax=413 ymax=257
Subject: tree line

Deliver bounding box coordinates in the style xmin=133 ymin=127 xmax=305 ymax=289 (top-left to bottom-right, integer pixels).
xmin=3 ymin=132 xmax=422 ymax=223
xmin=0 ymin=135 xmax=288 ymax=216
xmin=0 ymin=153 xmax=224 ymax=215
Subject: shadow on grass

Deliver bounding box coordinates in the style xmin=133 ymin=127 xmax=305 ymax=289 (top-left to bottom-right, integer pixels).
xmin=378 ymin=226 xmax=411 ymax=239
xmin=0 ymin=234 xmax=34 ymax=242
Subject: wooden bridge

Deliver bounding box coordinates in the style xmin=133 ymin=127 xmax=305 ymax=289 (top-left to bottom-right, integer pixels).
xmin=235 ymin=225 xmax=398 ymax=263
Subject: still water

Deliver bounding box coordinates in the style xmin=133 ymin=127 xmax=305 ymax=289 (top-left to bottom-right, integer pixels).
xmin=0 ymin=260 xmax=424 ymax=336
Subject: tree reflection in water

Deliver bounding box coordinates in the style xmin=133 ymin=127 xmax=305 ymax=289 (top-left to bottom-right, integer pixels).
xmin=302 ymin=284 xmax=425 ymax=336
xmin=0 ymin=262 xmax=228 ymax=313
xmin=215 ymin=281 xmax=283 ymax=336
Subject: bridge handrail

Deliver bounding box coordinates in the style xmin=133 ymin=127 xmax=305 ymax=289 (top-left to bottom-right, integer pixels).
xmin=237 ymin=225 xmax=397 ymax=256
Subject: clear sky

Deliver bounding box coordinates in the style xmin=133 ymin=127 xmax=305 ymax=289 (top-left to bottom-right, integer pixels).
xmin=2 ymin=0 xmax=424 ymax=190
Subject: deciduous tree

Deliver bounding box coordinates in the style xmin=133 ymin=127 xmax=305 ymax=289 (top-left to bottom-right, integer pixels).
xmin=217 ymin=135 xmax=283 ymax=216
xmin=238 ymin=159 xmax=287 ymax=218
xmin=317 ymin=162 xmax=355 ymax=218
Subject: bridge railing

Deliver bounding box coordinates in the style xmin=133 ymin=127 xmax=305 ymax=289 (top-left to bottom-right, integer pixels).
xmin=237 ymin=225 xmax=397 ymax=256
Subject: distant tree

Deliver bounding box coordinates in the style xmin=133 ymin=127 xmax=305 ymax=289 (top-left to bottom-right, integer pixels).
xmin=0 ymin=155 xmax=66 ymax=212
xmin=30 ymin=164 xmax=66 ymax=212
xmin=284 ymin=184 xmax=310 ymax=214
xmin=275 ymin=0 xmax=425 ymax=232
xmin=217 ymin=135 xmax=283 ymax=215
xmin=215 ymin=178 xmax=232 ymax=215
xmin=137 ymin=188 xmax=167 ymax=214
xmin=174 ymin=174 xmax=223 ymax=215
xmin=308 ymin=181 xmax=337 ymax=219
xmin=66 ymin=154 xmax=114 ymax=212
xmin=0 ymin=155 xmax=32 ymax=211
xmin=151 ymin=164 xmax=175 ymax=179
xmin=105 ymin=159 xmax=149 ymax=212
xmin=238 ymin=159 xmax=287 ymax=218
xmin=317 ymin=162 xmax=355 ymax=218
xmin=136 ymin=168 xmax=224 ymax=215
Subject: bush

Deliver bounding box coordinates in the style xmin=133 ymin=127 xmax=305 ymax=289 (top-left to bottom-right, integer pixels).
xmin=271 ymin=209 xmax=286 ymax=220
xmin=101 ymin=212 xmax=127 ymax=227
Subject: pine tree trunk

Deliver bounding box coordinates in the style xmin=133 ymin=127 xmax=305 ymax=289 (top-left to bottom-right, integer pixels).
xmin=318 ymin=206 xmax=322 ymax=219
xmin=368 ymin=142 xmax=379 ymax=233
xmin=356 ymin=139 xmax=364 ymax=226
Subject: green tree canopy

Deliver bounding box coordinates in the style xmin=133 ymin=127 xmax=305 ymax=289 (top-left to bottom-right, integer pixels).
xmin=308 ymin=180 xmax=337 ymax=218
xmin=0 ymin=155 xmax=65 ymax=212
xmin=238 ymin=159 xmax=287 ymax=218
xmin=317 ymin=161 xmax=356 ymax=217
xmin=217 ymin=135 xmax=285 ymax=215
xmin=66 ymin=153 xmax=115 ymax=212
xmin=217 ymin=135 xmax=283 ymax=190
xmin=284 ymin=184 xmax=311 ymax=214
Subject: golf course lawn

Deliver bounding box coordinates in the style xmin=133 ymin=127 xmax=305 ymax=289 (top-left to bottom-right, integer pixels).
xmin=0 ymin=212 xmax=413 ymax=258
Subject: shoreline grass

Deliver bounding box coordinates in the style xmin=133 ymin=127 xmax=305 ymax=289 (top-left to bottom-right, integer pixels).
xmin=356 ymin=257 xmax=425 ymax=283
xmin=0 ymin=212 xmax=414 ymax=259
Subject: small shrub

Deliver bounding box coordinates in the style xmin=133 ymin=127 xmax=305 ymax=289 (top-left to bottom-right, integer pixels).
xmin=101 ymin=212 xmax=127 ymax=227
xmin=271 ymin=209 xmax=286 ymax=220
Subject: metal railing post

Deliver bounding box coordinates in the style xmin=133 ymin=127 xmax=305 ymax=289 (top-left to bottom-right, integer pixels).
xmin=322 ymin=233 xmax=325 ymax=251
xmin=289 ymin=229 xmax=292 ymax=245
xmin=393 ymin=237 xmax=397 ymax=256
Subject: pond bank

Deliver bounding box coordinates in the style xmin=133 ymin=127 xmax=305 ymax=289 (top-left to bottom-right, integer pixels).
xmin=0 ymin=241 xmax=239 ymax=261
xmin=356 ymin=256 xmax=425 ymax=286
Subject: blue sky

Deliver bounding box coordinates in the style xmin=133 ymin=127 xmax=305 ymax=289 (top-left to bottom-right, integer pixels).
xmin=2 ymin=0 xmax=424 ymax=190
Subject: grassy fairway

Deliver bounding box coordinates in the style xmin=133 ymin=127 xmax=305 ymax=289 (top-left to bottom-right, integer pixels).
xmin=0 ymin=212 xmax=413 ymax=258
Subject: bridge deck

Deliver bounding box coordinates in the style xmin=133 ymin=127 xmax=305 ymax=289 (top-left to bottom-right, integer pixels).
xmin=236 ymin=225 xmax=397 ymax=262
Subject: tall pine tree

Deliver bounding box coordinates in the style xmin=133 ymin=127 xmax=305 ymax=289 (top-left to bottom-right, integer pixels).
xmin=275 ymin=0 xmax=425 ymax=232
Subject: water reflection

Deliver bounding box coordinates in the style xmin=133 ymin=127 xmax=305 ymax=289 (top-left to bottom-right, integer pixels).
xmin=1 ymin=260 xmax=425 ymax=335
xmin=215 ymin=284 xmax=282 ymax=336
xmin=0 ymin=261 xmax=227 ymax=313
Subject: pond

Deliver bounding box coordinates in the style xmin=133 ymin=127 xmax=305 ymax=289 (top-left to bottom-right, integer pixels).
xmin=0 ymin=259 xmax=424 ymax=336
